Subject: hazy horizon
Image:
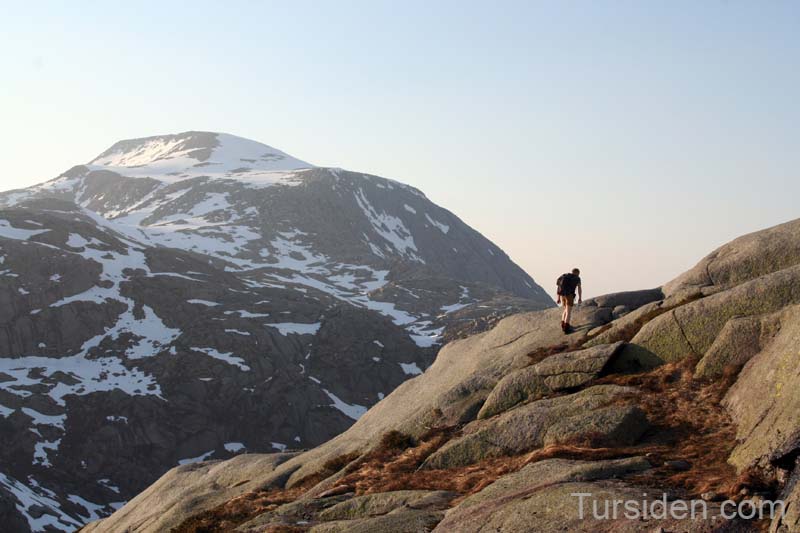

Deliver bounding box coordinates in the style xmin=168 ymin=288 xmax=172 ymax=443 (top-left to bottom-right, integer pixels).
xmin=2 ymin=1 xmax=798 ymax=298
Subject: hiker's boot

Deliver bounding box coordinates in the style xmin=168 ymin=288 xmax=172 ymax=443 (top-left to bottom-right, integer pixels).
xmin=564 ymin=322 xmax=572 ymax=334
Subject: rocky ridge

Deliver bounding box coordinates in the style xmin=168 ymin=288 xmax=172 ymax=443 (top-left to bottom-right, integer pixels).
xmin=84 ymin=216 xmax=800 ymax=532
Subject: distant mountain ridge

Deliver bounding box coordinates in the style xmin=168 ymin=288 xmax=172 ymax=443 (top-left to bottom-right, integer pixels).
xmin=0 ymin=132 xmax=551 ymax=532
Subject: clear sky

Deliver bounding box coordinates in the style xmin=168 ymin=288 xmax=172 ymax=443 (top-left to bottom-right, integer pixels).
xmin=2 ymin=1 xmax=798 ymax=297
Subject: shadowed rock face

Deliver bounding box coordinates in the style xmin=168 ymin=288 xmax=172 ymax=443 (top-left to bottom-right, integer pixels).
xmin=724 ymin=304 xmax=800 ymax=471
xmin=0 ymin=133 xmax=554 ymax=532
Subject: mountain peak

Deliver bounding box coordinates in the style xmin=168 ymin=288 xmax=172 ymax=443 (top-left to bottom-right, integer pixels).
xmin=88 ymin=131 xmax=313 ymax=181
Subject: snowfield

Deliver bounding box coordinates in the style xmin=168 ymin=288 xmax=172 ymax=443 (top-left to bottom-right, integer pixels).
xmin=89 ymin=132 xmax=313 ymax=183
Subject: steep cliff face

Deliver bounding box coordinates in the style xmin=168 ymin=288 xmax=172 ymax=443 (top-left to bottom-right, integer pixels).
xmin=89 ymin=216 xmax=800 ymax=533
xmin=0 ymin=133 xmax=552 ymax=532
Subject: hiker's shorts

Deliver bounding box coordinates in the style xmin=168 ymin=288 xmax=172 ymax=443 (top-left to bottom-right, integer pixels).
xmin=560 ymin=294 xmax=575 ymax=306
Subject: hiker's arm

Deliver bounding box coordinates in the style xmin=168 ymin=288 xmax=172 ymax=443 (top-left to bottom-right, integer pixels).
xmin=577 ymin=284 xmax=582 ymax=303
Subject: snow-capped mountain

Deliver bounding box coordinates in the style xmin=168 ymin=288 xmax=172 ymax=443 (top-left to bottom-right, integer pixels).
xmin=0 ymin=132 xmax=551 ymax=532
xmin=90 ymin=131 xmax=312 ymax=178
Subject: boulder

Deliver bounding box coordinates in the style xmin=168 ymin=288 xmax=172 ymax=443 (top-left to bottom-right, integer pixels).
xmin=588 ymin=288 xmax=664 ymax=311
xmin=612 ymin=305 xmax=629 ymax=319
xmin=477 ymin=342 xmax=625 ymax=419
xmin=317 ymin=490 xmax=456 ymax=521
xmin=542 ymin=405 xmax=649 ymax=447
xmin=422 ymin=385 xmax=647 ymax=469
xmin=724 ymin=305 xmax=800 ymax=471
xmin=585 ymin=300 xmax=665 ymax=347
xmin=80 ymin=453 xmax=298 ymax=533
xmin=694 ymin=312 xmax=781 ymax=379
xmin=602 ymin=343 xmax=666 ymax=374
xmin=632 ymin=264 xmax=800 ymax=364
xmin=535 ymin=341 xmax=624 ymax=389
xmin=475 ymin=371 xmax=549 ymax=421
xmin=664 ymin=217 xmax=800 ymax=297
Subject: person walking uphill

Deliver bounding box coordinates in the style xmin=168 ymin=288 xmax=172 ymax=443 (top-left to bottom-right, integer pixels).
xmin=557 ymin=268 xmax=582 ymax=333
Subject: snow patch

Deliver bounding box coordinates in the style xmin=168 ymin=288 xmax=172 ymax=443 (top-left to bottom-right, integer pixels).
xmin=187 ymin=299 xmax=220 ymax=307
xmin=321 ymin=389 xmax=367 ymax=420
xmin=354 ymin=188 xmax=422 ymax=262
xmin=192 ymin=347 xmax=250 ymax=371
xmin=224 ymin=442 xmax=246 ymax=453
xmin=268 ymin=322 xmax=321 ymax=336
xmin=425 ymin=213 xmax=450 ymax=234
xmin=178 ymin=450 xmax=215 ymax=465
xmin=399 ymin=362 xmax=423 ymax=375
xmin=0 ymin=220 xmax=49 ymax=241
xmin=89 ymin=132 xmax=312 ymax=184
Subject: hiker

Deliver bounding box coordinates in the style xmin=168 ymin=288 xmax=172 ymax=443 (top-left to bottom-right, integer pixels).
xmin=556 ymin=268 xmax=582 ymax=333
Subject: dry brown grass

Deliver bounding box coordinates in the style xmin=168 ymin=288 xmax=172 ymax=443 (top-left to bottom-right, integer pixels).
xmin=526 ymin=342 xmax=571 ymax=365
xmin=326 ymin=425 xmax=544 ymax=502
xmin=170 ymin=430 xmax=447 ymax=532
xmin=170 ymin=450 xmax=366 ymax=533
xmin=319 ymin=452 xmax=361 ymax=476
xmin=170 ymin=483 xmax=311 ymax=533
xmin=595 ymin=357 xmax=746 ymax=498
xmin=376 ymin=430 xmax=417 ymax=452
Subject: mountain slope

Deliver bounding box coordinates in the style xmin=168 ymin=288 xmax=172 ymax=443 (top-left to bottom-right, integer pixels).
xmin=2 ymin=131 xmax=547 ymax=306
xmin=0 ymin=133 xmax=551 ymax=532
xmin=90 ymin=216 xmax=800 ymax=532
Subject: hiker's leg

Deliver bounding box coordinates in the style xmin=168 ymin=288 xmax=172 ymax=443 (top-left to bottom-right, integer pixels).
xmin=565 ymin=301 xmax=573 ymax=325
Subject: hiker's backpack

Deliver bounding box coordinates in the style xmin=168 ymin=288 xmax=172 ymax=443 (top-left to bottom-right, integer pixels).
xmin=556 ymin=273 xmax=578 ymax=295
